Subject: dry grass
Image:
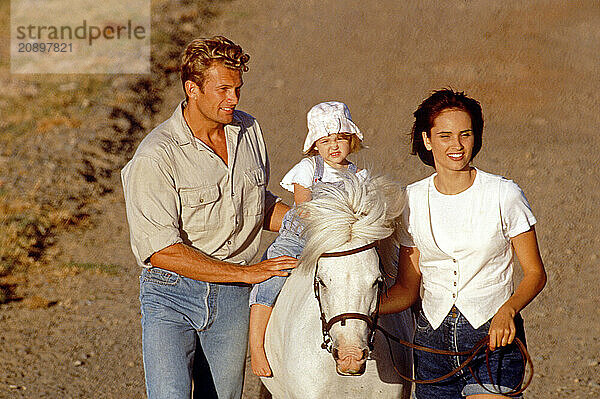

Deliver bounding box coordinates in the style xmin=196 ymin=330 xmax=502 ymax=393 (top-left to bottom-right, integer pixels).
xmin=0 ymin=0 xmax=115 ymax=291
xmin=0 ymin=191 xmax=72 ymax=275
xmin=0 ymin=0 xmax=226 ymax=302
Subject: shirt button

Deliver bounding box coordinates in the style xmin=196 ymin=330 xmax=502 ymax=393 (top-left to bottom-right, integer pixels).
xmin=232 ymin=192 xmax=235 ymax=197
xmin=453 ymin=282 xmax=457 ymax=286
xmin=227 ymin=240 xmax=232 ymax=245
xmin=199 ymin=198 xmax=204 ymax=203
xmin=452 ymin=294 xmax=456 ymax=298
xmin=452 ymin=259 xmax=457 ymax=263
xmin=454 ymin=271 xmax=457 ymax=275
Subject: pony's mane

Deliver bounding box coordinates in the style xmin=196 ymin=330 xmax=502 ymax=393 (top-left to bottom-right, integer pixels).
xmin=297 ymin=172 xmax=406 ymax=274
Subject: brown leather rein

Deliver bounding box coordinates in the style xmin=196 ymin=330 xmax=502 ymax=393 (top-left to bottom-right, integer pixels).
xmin=376 ymin=324 xmax=533 ymax=397
xmin=314 ymin=242 xmax=534 ymax=397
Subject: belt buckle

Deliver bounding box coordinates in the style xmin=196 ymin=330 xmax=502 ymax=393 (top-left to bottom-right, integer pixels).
xmin=451 ymin=306 xmax=458 ymax=318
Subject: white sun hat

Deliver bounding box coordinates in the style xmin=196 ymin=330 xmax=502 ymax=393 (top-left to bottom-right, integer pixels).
xmin=303 ymin=101 xmax=363 ymax=153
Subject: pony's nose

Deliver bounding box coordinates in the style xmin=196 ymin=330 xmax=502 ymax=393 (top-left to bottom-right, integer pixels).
xmin=332 ymin=347 xmax=368 ymax=361
xmin=333 ymin=346 xmax=369 ymax=376
xmin=331 ymin=347 xmax=371 ymax=362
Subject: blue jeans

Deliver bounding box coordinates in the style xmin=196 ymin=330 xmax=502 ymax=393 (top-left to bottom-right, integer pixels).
xmin=249 ymin=208 xmax=304 ymax=307
xmin=140 ymin=267 xmax=251 ymax=399
xmin=414 ymin=307 xmax=526 ymax=398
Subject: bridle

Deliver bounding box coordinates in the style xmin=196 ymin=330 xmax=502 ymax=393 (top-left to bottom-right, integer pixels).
xmin=313 ymin=241 xmax=383 ymax=354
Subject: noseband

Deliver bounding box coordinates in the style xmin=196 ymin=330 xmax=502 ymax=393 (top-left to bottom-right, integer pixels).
xmin=313 ymin=241 xmax=383 ymax=353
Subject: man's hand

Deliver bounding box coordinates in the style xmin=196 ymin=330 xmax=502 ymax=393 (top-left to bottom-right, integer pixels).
xmin=242 ymin=256 xmax=298 ymax=284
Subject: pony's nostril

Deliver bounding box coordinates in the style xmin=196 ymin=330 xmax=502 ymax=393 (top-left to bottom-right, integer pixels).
xmin=332 ymin=347 xmax=340 ymax=360
xmin=361 ymin=348 xmax=369 ymax=360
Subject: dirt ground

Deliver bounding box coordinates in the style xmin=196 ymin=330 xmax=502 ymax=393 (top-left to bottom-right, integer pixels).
xmin=1 ymin=1 xmax=599 ymax=398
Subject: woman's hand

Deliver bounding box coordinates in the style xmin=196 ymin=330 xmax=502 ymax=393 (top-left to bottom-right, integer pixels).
xmin=488 ymin=304 xmax=517 ymax=350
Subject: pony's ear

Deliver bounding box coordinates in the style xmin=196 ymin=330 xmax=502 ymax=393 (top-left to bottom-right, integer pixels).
xmin=369 ymin=175 xmax=407 ymax=224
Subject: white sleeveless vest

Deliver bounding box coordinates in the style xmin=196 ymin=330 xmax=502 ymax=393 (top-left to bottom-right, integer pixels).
xmin=406 ymin=170 xmax=514 ymax=329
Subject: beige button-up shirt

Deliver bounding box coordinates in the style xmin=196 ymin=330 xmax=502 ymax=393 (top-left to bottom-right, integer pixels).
xmin=121 ymin=101 xmax=278 ymax=268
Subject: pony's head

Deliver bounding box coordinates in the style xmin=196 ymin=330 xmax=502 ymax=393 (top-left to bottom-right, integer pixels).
xmin=297 ymin=172 xmax=406 ymax=375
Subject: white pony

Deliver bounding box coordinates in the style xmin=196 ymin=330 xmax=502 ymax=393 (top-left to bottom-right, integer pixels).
xmin=261 ymin=173 xmax=414 ymax=399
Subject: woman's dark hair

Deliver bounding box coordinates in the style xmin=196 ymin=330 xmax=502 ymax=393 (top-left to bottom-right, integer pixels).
xmin=411 ymin=89 xmax=484 ymax=167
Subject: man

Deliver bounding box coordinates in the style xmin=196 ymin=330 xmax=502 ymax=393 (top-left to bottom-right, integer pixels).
xmin=121 ymin=36 xmax=296 ymax=399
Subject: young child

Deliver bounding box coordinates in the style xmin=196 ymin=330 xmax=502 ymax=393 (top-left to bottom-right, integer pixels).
xmin=248 ymin=101 xmax=367 ymax=377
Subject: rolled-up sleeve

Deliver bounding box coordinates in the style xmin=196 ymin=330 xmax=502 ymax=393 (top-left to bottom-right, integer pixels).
xmin=121 ymin=155 xmax=183 ymax=265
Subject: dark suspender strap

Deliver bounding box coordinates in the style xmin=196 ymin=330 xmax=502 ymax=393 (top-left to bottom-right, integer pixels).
xmin=313 ymin=155 xmax=325 ymax=183
xmin=314 ymin=154 xmax=358 ymax=184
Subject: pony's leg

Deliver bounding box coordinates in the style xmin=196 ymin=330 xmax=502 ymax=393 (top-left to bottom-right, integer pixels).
xmin=249 ymin=304 xmax=274 ymax=377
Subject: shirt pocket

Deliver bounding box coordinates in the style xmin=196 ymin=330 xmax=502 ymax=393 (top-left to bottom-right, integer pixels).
xmin=179 ymin=185 xmax=221 ymax=231
xmin=243 ymin=167 xmax=266 ymax=216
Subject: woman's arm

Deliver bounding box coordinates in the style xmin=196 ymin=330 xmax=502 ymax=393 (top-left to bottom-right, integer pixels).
xmin=488 ymin=227 xmax=547 ymax=350
xmin=380 ymin=245 xmax=422 ymax=314
xmin=293 ymin=183 xmax=312 ymax=205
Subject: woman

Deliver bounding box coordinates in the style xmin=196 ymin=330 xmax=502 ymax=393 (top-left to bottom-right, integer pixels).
xmin=381 ymin=89 xmax=546 ymax=398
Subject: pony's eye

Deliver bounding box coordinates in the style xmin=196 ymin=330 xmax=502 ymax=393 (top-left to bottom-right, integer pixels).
xmin=318 ymin=279 xmax=326 ymax=288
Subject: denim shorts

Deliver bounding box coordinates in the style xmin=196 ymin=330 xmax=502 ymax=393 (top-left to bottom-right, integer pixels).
xmin=249 ymin=208 xmax=305 ymax=307
xmin=413 ymin=307 xmax=526 ymax=399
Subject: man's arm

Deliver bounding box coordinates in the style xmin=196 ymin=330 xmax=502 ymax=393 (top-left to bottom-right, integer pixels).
xmin=150 ymin=243 xmax=296 ymax=284
xmin=123 ymin=155 xmax=296 ymax=284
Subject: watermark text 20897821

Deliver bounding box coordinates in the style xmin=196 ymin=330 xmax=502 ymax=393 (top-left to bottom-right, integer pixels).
xmin=18 ymin=42 xmax=73 ymax=53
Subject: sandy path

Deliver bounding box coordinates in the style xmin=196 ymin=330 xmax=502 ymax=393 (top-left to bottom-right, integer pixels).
xmin=1 ymin=1 xmax=598 ymax=398
xmin=212 ymin=2 xmax=600 ymax=397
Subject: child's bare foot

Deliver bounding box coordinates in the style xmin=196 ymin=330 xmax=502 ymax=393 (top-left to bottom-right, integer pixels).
xmin=250 ymin=345 xmax=273 ymax=377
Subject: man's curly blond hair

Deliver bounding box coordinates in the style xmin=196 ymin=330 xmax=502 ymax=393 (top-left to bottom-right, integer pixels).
xmin=180 ymin=36 xmax=250 ymax=98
